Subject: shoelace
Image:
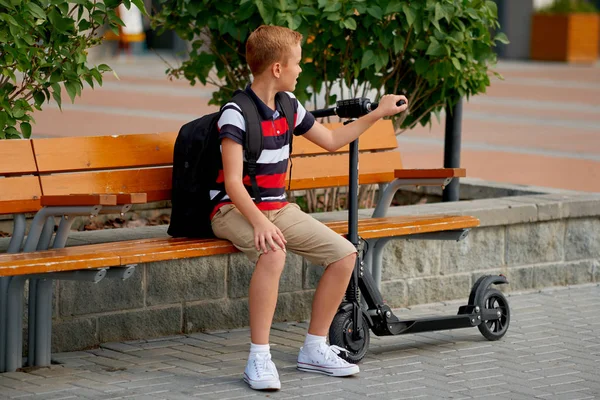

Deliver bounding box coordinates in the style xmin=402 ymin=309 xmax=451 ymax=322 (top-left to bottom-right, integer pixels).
xmin=253 ymin=353 xmax=276 ymax=377
xmin=319 ymin=343 xmax=350 ymax=365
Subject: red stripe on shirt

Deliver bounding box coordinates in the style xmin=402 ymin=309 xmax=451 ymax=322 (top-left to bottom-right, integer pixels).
xmin=215 ymin=171 xmax=286 ymax=189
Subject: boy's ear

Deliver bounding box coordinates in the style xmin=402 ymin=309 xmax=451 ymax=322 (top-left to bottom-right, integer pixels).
xmin=272 ymin=62 xmax=282 ymax=78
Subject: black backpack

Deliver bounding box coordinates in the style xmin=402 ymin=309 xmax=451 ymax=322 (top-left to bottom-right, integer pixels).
xmin=168 ymin=91 xmax=295 ymax=238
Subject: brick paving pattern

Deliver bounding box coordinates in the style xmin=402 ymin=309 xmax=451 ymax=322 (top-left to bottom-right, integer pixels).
xmin=1 ymin=284 xmax=598 ymax=399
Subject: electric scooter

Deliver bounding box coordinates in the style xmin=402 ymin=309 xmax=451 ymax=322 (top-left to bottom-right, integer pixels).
xmin=310 ymin=98 xmax=510 ymax=362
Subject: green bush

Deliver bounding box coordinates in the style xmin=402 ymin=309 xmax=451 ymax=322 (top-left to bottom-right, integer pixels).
xmin=538 ymin=0 xmax=598 ymax=14
xmin=0 ymin=0 xmax=146 ymax=139
xmin=153 ymin=0 xmax=507 ymax=131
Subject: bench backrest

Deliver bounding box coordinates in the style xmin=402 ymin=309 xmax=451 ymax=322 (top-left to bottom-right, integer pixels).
xmin=0 ymin=140 xmax=42 ymax=214
xmin=30 ymin=120 xmax=402 ymax=201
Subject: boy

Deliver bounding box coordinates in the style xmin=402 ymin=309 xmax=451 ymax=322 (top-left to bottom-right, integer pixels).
xmin=211 ymin=25 xmax=408 ymax=391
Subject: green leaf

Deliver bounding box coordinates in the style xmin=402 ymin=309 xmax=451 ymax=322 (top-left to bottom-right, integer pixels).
xmin=97 ymin=64 xmax=112 ymax=72
xmin=131 ymin=0 xmax=148 ymax=16
xmin=414 ymin=58 xmax=429 ymax=75
xmin=5 ymin=126 xmax=20 ymax=138
xmin=494 ymin=32 xmax=509 ymax=44
xmin=51 ymin=83 xmax=62 ymax=110
xmin=393 ymin=35 xmax=404 ymax=54
xmin=33 ymin=91 xmax=45 ymax=108
xmin=65 ymin=81 xmax=77 ymax=103
xmin=361 ymin=49 xmax=375 ymax=69
xmin=434 ymin=3 xmax=444 ymax=21
xmin=385 ymin=3 xmax=403 ymax=14
xmin=0 ymin=111 xmax=7 ymax=128
xmin=20 ymin=122 xmax=31 ymax=138
xmin=402 ymin=5 xmax=416 ymax=26
xmin=26 ymin=3 xmax=47 ymax=20
xmin=0 ymin=13 xmax=19 ymax=26
xmin=451 ymin=57 xmax=461 ymax=71
xmin=343 ymin=17 xmax=357 ymax=30
xmin=323 ymin=2 xmax=341 ymax=12
xmin=426 ymin=39 xmax=446 ymax=56
xmin=367 ymin=6 xmax=383 ymax=20
xmin=486 ymin=1 xmax=498 ymax=17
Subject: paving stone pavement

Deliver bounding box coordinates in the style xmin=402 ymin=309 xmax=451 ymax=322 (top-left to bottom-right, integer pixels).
xmin=1 ymin=284 xmax=599 ymax=400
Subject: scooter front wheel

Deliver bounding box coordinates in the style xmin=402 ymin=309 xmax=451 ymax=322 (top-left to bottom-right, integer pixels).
xmin=478 ymin=288 xmax=510 ymax=340
xmin=329 ymin=309 xmax=370 ymax=363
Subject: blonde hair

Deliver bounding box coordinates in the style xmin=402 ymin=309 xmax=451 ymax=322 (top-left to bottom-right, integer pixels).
xmin=246 ymin=25 xmax=303 ymax=76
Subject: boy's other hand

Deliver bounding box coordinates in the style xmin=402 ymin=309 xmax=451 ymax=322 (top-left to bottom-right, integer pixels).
xmin=254 ymin=218 xmax=287 ymax=254
xmin=376 ymin=94 xmax=408 ymax=118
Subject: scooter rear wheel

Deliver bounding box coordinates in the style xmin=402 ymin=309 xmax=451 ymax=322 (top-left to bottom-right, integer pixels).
xmin=329 ymin=309 xmax=370 ymax=363
xmin=478 ymin=288 xmax=510 ymax=340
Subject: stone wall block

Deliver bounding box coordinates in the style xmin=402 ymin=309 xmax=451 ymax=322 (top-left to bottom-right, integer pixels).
xmin=507 ymin=221 xmax=564 ymax=265
xmin=533 ymin=261 xmax=594 ymax=288
xmin=381 ymin=280 xmax=407 ymax=308
xmin=185 ymin=298 xmax=249 ymax=333
xmin=405 ymin=275 xmax=471 ymax=306
xmin=146 ymin=256 xmax=227 ymax=306
xmin=304 ymin=261 xmax=324 ymax=290
xmin=228 ymin=252 xmax=303 ymax=299
xmin=383 ymin=239 xmax=441 ymax=280
xmin=52 ymin=318 xmax=98 ymax=353
xmin=470 ymin=266 xmax=534 ymax=293
xmin=98 ymin=306 xmax=182 ymax=343
xmin=565 ymin=218 xmax=600 ymax=261
xmin=273 ymin=291 xmax=314 ymax=323
xmin=58 ymin=269 xmax=143 ymax=316
xmin=441 ymin=227 xmax=504 ymax=273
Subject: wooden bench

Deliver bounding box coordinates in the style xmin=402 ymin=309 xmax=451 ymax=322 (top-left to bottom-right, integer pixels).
xmin=0 ymin=120 xmax=479 ymax=372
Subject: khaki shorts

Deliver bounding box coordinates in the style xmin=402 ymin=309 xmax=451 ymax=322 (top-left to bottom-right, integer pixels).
xmin=211 ymin=203 xmax=357 ymax=266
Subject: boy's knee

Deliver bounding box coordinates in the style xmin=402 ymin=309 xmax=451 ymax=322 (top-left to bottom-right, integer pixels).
xmin=330 ymin=252 xmax=356 ymax=273
xmin=257 ymin=250 xmax=287 ymax=273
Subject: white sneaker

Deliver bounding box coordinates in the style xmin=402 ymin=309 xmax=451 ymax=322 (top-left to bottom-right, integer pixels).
xmin=297 ymin=343 xmax=360 ymax=377
xmin=243 ymin=353 xmax=281 ymax=390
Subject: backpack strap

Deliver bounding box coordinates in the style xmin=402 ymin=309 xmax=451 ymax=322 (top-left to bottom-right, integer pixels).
xmin=231 ymin=91 xmax=264 ymax=203
xmin=275 ymin=92 xmax=296 ymax=192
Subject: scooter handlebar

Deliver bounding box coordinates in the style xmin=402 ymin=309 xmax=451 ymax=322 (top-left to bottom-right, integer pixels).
xmin=310 ymin=97 xmax=406 ymax=119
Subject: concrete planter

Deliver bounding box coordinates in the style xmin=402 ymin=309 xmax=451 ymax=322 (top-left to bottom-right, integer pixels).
xmin=530 ymin=13 xmax=600 ymax=63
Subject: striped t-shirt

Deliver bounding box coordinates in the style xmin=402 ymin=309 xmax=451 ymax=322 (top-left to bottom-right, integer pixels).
xmin=210 ymin=86 xmax=315 ymax=218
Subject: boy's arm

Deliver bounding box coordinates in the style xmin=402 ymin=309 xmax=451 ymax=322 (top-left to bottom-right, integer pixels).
xmin=221 ymin=138 xmax=287 ymax=252
xmin=302 ymin=94 xmax=408 ymax=152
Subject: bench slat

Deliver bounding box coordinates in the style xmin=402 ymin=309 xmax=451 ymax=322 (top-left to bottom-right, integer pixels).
xmin=31 ymin=120 xmax=399 ymax=173
xmin=40 ymin=167 xmax=173 ymax=202
xmin=41 ymin=194 xmax=117 ymax=207
xmin=288 ymin=152 xmax=401 ymax=190
xmin=0 ymin=215 xmax=479 ymax=276
xmin=0 ymin=176 xmax=42 ymax=214
xmin=394 ymin=168 xmax=466 ymax=179
xmin=0 ymin=140 xmax=37 ymax=175
xmin=32 ymin=133 xmax=177 ymax=173
xmin=293 ymin=120 xmax=398 ymax=157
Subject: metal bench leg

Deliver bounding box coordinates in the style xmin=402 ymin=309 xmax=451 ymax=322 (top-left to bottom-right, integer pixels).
xmin=1 ymin=214 xmax=26 ymax=372
xmin=34 ymin=279 xmax=53 ymax=367
xmin=30 ymin=270 xmax=107 ymax=368
xmin=37 ymin=217 xmax=55 ymax=251
xmin=5 ymin=276 xmax=27 ymax=372
xmin=0 ymin=277 xmax=8 ymax=372
xmin=52 ymin=215 xmax=74 ymax=249
xmin=27 ymin=279 xmax=37 ymax=367
xmin=7 ymin=214 xmax=26 ymax=254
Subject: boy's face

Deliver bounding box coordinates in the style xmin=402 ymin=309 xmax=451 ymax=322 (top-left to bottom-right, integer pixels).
xmin=278 ymin=43 xmax=302 ymax=92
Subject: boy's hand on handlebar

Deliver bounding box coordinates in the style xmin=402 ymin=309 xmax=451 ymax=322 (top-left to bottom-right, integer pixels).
xmin=376 ymin=94 xmax=408 ymax=118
